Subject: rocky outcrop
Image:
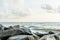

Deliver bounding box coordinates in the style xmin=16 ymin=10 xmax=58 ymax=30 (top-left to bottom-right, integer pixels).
xmin=34 ymin=32 xmax=48 ymax=38
xmin=39 ymin=34 xmax=60 ymax=40
xmin=39 ymin=35 xmax=56 ymax=40
xmin=0 ymin=24 xmax=59 ymax=40
xmin=0 ymin=24 xmax=32 ymax=40
xmin=0 ymin=24 xmax=4 ymax=31
xmin=0 ymin=28 xmax=32 ymax=38
xmin=13 ymin=25 xmax=20 ymax=29
xmin=7 ymin=35 xmax=29 ymax=40
xmin=7 ymin=34 xmax=40 ymax=40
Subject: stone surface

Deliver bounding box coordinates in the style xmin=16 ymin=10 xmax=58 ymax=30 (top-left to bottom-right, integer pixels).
xmin=0 ymin=24 xmax=59 ymax=40
xmin=13 ymin=25 xmax=20 ymax=29
xmin=39 ymin=34 xmax=57 ymax=40
xmin=7 ymin=35 xmax=29 ymax=40
xmin=0 ymin=28 xmax=32 ymax=38
xmin=7 ymin=34 xmax=40 ymax=40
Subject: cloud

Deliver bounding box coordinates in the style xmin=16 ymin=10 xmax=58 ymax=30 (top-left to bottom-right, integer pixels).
xmin=1 ymin=0 xmax=60 ymax=22
xmin=40 ymin=0 xmax=60 ymax=13
xmin=41 ymin=4 xmax=53 ymax=13
xmin=41 ymin=4 xmax=52 ymax=10
xmin=57 ymin=6 xmax=60 ymax=13
xmin=0 ymin=0 xmax=31 ymax=19
xmin=0 ymin=9 xmax=30 ymax=19
xmin=8 ymin=9 xmax=30 ymax=18
xmin=41 ymin=4 xmax=60 ymax=13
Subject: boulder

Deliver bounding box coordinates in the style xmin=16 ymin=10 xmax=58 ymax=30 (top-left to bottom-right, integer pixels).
xmin=34 ymin=31 xmax=55 ymax=38
xmin=13 ymin=25 xmax=20 ymax=29
xmin=0 ymin=28 xmax=32 ymax=38
xmin=7 ymin=34 xmax=40 ymax=40
xmin=34 ymin=32 xmax=48 ymax=38
xmin=13 ymin=28 xmax=32 ymax=35
xmin=9 ymin=26 xmax=13 ymax=30
xmin=4 ymin=27 xmax=9 ymax=30
xmin=39 ymin=35 xmax=56 ymax=40
xmin=58 ymin=35 xmax=60 ymax=40
xmin=0 ymin=24 xmax=3 ymax=27
xmin=27 ymin=34 xmax=40 ymax=40
xmin=48 ymin=31 xmax=55 ymax=34
xmin=0 ymin=24 xmax=4 ymax=31
xmin=7 ymin=35 xmax=29 ymax=40
xmin=54 ymin=33 xmax=60 ymax=40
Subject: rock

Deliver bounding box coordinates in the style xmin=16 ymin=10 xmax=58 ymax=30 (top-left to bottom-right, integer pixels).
xmin=4 ymin=27 xmax=9 ymax=30
xmin=0 ymin=24 xmax=58 ymax=40
xmin=13 ymin=25 xmax=20 ymax=29
xmin=28 ymin=35 xmax=36 ymax=40
xmin=27 ymin=34 xmax=40 ymax=40
xmin=0 ymin=24 xmax=4 ymax=31
xmin=0 ymin=24 xmax=3 ymax=27
xmin=34 ymin=32 xmax=48 ymax=38
xmin=1 ymin=36 xmax=10 ymax=40
xmin=8 ymin=26 xmax=14 ymax=30
xmin=0 ymin=39 xmax=1 ymax=40
xmin=54 ymin=33 xmax=60 ymax=40
xmin=54 ymin=35 xmax=59 ymax=40
xmin=39 ymin=35 xmax=56 ymax=40
xmin=7 ymin=34 xmax=40 ymax=40
xmin=58 ymin=35 xmax=60 ymax=40
xmin=14 ymin=28 xmax=32 ymax=35
xmin=34 ymin=31 xmax=55 ymax=38
xmin=7 ymin=35 xmax=29 ymax=40
xmin=0 ymin=28 xmax=32 ymax=38
xmin=48 ymin=31 xmax=55 ymax=34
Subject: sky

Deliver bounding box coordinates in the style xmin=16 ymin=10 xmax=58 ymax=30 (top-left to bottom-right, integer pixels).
xmin=0 ymin=0 xmax=60 ymax=22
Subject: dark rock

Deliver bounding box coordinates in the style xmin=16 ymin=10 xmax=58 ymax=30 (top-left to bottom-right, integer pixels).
xmin=14 ymin=28 xmax=32 ymax=35
xmin=0 ymin=24 xmax=58 ymax=40
xmin=0 ymin=24 xmax=3 ymax=27
xmin=34 ymin=32 xmax=48 ymax=38
xmin=34 ymin=31 xmax=55 ymax=38
xmin=54 ymin=34 xmax=59 ymax=40
xmin=0 ymin=28 xmax=32 ymax=38
xmin=40 ymin=34 xmax=56 ymax=40
xmin=13 ymin=25 xmax=20 ymax=29
xmin=1 ymin=36 xmax=10 ymax=40
xmin=4 ymin=27 xmax=9 ymax=30
xmin=48 ymin=31 xmax=55 ymax=34
xmin=0 ymin=24 xmax=4 ymax=31
xmin=9 ymin=26 xmax=14 ymax=30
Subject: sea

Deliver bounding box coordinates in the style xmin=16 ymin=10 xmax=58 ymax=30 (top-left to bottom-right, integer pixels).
xmin=0 ymin=22 xmax=60 ymax=33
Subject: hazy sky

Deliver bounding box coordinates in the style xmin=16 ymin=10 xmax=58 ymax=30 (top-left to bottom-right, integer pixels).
xmin=0 ymin=0 xmax=60 ymax=22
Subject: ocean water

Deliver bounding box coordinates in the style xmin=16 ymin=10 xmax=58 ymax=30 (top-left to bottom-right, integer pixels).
xmin=0 ymin=22 xmax=60 ymax=33
xmin=0 ymin=22 xmax=60 ymax=28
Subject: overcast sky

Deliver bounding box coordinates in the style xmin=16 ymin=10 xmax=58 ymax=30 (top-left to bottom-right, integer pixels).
xmin=0 ymin=0 xmax=60 ymax=22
